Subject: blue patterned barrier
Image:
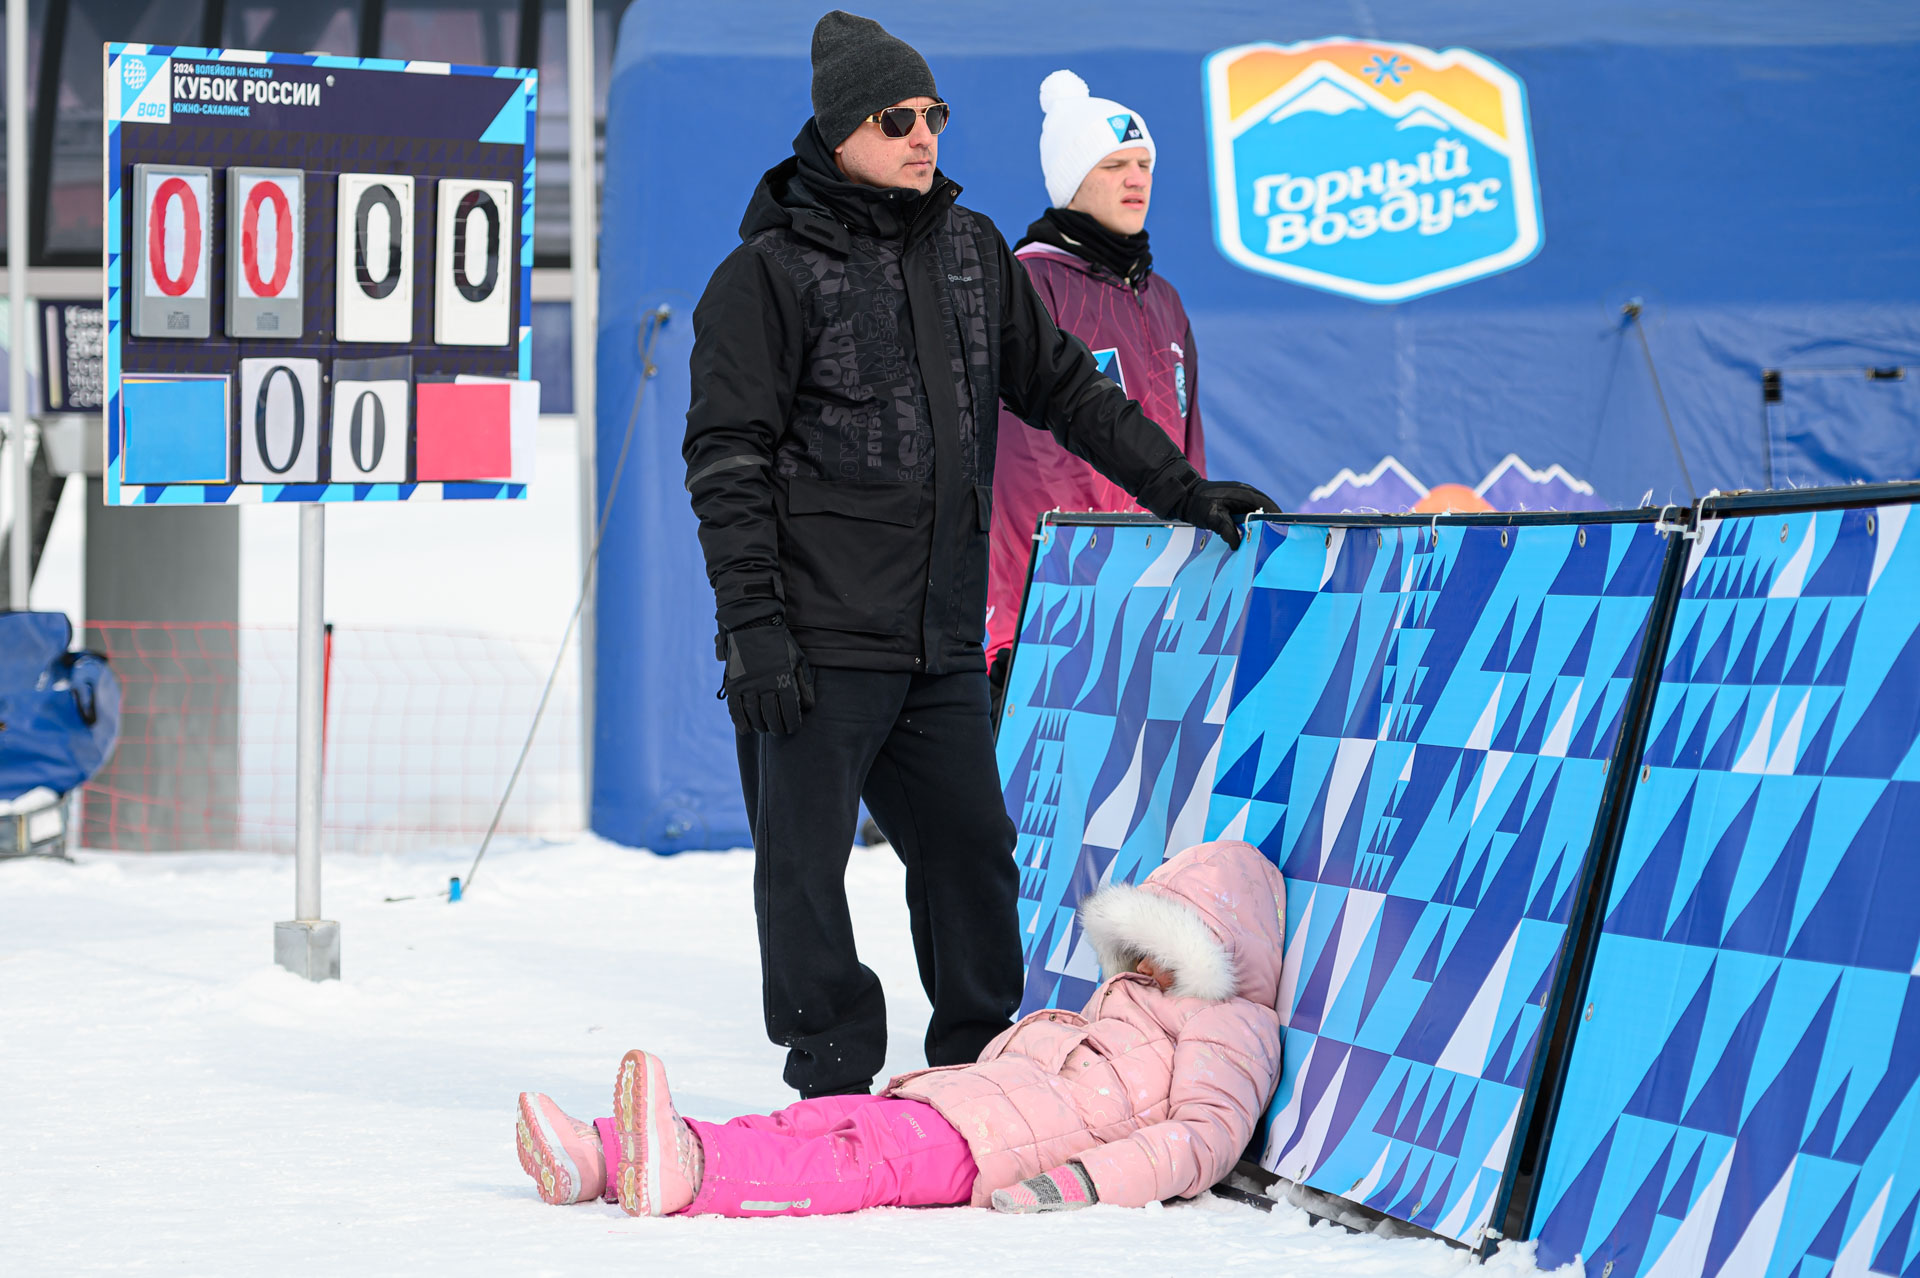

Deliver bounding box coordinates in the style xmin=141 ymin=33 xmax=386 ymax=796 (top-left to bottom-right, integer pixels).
xmin=999 ymin=521 xmax=1257 ymax=1014
xmin=996 ymin=513 xmax=1674 ymax=1245
xmin=1234 ymin=517 xmax=1671 ymax=1247
xmin=1528 ymin=494 xmax=1920 ymax=1277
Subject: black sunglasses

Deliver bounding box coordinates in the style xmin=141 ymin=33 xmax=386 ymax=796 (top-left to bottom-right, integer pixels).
xmin=864 ymin=101 xmax=950 ymax=139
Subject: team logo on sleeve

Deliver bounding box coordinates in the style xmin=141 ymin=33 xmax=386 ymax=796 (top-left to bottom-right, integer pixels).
xmin=1091 ymin=347 xmax=1126 ymax=394
xmin=1203 ymin=38 xmax=1541 ymax=302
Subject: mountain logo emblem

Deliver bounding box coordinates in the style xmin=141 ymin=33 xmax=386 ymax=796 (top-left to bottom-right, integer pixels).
xmin=1108 ymin=113 xmax=1143 ymax=143
xmin=1090 ymin=347 xmax=1126 ymax=394
xmin=1298 ymin=454 xmax=1603 ymax=515
xmin=1202 ymin=39 xmax=1542 ymax=302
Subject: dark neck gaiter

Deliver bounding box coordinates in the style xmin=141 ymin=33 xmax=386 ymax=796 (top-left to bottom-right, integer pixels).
xmin=1018 ymin=206 xmax=1152 ymax=286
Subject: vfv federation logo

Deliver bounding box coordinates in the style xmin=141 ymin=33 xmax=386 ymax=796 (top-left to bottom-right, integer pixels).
xmin=114 ymin=50 xmax=172 ymax=124
xmin=1204 ymin=39 xmax=1541 ymax=302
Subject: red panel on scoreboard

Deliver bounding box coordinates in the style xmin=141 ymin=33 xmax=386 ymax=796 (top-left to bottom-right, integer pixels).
xmin=415 ymin=382 xmax=511 ymax=481
xmin=226 ymin=167 xmax=305 ymax=339
xmin=131 ymin=164 xmax=212 ymax=339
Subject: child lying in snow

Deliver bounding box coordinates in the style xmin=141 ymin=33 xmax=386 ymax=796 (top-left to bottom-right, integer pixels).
xmin=515 ymin=839 xmax=1287 ymax=1217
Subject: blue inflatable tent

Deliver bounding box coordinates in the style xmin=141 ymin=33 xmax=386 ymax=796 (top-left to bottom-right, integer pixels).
xmin=591 ymin=1 xmax=1920 ymax=852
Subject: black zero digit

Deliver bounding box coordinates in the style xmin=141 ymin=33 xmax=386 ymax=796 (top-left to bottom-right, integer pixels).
xmin=452 ymin=189 xmax=500 ymax=303
xmin=355 ymin=183 xmax=404 ymax=300
xmin=254 ymin=365 xmax=305 ymax=475
xmin=349 ymin=389 xmax=386 ymax=473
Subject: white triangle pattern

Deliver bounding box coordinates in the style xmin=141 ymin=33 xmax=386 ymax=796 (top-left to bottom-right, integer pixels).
xmin=1435 ymin=922 xmax=1520 ymax=1076
xmin=1641 ymin=1142 xmax=1735 ymax=1278
xmin=1321 ymin=738 xmax=1376 ymax=872
xmin=1082 ymin=730 xmax=1145 ymax=848
xmin=1708 ymin=1155 xmax=1795 ymax=1278
xmin=1831 ymin=1174 xmax=1893 ymax=1278
xmin=1466 ymin=677 xmax=1505 ymax=751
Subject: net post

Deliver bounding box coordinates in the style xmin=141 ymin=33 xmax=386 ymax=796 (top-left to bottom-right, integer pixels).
xmin=6 ymin=0 xmax=29 ymax=609
xmin=567 ymin=0 xmax=600 ymax=833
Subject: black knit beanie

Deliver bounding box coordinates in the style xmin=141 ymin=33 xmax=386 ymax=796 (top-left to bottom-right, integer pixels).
xmin=810 ymin=10 xmax=939 ymax=149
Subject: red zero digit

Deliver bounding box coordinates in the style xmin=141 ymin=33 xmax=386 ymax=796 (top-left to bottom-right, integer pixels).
xmin=148 ymin=177 xmax=201 ymax=297
xmin=241 ymin=180 xmax=294 ymax=297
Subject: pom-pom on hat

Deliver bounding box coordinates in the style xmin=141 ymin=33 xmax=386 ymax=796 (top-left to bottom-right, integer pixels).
xmin=1038 ymin=70 xmax=1156 ymax=208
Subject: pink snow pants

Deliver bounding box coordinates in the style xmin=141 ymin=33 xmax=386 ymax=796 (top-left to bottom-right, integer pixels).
xmin=677 ymin=1095 xmax=977 ymax=1217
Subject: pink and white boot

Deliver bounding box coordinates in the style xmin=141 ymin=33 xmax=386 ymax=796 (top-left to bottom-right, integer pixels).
xmin=608 ymin=1049 xmax=702 ymax=1217
xmin=516 ymin=1092 xmax=606 ymax=1205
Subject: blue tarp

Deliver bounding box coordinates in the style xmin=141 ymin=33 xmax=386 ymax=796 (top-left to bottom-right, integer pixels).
xmin=0 ymin=612 xmax=122 ymax=801
xmin=592 ymin=2 xmax=1920 ymax=852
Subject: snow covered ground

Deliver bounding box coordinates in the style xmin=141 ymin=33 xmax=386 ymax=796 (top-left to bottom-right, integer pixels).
xmin=2 ymin=840 xmax=1578 ymax=1276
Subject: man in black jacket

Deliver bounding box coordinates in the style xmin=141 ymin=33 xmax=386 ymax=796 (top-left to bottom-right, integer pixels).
xmin=684 ymin=10 xmax=1276 ymax=1098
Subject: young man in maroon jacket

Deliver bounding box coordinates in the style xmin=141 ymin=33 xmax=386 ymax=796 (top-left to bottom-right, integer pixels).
xmin=988 ymin=71 xmax=1228 ymax=702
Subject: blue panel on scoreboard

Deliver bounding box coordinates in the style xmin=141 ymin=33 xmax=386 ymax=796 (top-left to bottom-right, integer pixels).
xmin=120 ymin=376 xmax=230 ymax=485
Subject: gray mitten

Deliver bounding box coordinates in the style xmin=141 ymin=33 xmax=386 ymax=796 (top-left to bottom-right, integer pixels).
xmin=989 ymin=1162 xmax=1099 ymax=1214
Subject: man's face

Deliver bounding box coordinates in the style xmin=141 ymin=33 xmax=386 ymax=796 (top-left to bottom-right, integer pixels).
xmin=833 ymin=96 xmax=940 ymax=194
xmin=1067 ymin=147 xmax=1153 ymax=236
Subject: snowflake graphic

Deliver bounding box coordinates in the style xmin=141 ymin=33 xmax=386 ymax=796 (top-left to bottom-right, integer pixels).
xmin=122 ymin=58 xmax=148 ymax=91
xmin=1363 ymin=54 xmax=1407 ymax=86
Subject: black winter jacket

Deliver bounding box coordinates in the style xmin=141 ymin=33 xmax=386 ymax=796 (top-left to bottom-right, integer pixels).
xmin=683 ymin=124 xmax=1199 ymax=674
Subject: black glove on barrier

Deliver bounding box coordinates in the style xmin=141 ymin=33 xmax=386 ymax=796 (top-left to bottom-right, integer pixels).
xmin=1174 ymin=480 xmax=1281 ymax=550
xmin=721 ymin=617 xmax=815 ymax=735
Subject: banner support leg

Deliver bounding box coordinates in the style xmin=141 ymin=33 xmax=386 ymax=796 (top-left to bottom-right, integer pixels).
xmin=276 ymin=502 xmax=338 ymax=981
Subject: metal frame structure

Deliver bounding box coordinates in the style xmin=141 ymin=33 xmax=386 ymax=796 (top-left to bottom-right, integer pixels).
xmin=14 ymin=0 xmax=625 ymax=271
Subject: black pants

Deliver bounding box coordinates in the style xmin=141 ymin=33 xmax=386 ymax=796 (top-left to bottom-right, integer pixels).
xmin=736 ymin=666 xmax=1023 ymax=1097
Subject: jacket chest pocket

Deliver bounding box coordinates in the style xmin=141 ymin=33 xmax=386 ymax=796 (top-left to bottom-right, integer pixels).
xmin=945 ymin=484 xmax=992 ymax=643
xmin=780 ymin=476 xmax=928 ymax=639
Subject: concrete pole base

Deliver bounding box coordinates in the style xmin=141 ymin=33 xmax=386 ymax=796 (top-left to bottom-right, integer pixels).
xmin=274 ymin=919 xmax=341 ymax=982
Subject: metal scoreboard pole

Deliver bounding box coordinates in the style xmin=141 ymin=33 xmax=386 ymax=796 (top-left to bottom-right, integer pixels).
xmin=7 ymin=0 xmax=29 ymax=609
xmin=568 ymin=0 xmax=599 ymax=827
xmin=275 ymin=503 xmax=339 ymax=980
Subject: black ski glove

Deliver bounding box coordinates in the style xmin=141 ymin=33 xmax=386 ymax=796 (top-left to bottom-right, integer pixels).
xmin=719 ymin=616 xmax=815 ymax=735
xmin=1173 ymin=480 xmax=1280 ymax=551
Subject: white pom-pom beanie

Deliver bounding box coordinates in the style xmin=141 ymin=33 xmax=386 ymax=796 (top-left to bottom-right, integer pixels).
xmin=1038 ymin=70 xmax=1156 ymax=208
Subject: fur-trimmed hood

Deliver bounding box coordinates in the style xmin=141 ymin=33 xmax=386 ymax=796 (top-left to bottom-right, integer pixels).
xmin=1077 ymin=840 xmax=1288 ymax=1007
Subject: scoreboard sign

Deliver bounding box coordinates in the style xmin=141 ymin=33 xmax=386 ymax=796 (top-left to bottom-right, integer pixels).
xmin=104 ymin=44 xmax=538 ymax=505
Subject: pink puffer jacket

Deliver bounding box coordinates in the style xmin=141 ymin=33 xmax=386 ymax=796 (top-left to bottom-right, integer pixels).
xmin=885 ymin=839 xmax=1286 ymax=1208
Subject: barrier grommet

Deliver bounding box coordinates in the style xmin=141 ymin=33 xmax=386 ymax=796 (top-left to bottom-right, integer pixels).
xmin=1578 ymin=528 xmax=1586 ymax=547
xmin=1869 ymin=514 xmax=1877 ymax=535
